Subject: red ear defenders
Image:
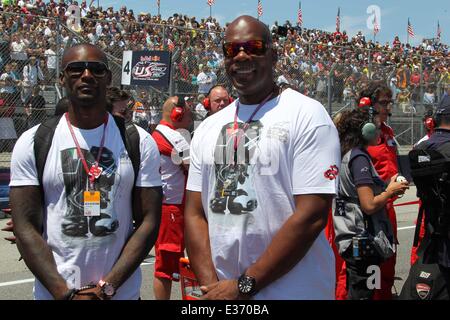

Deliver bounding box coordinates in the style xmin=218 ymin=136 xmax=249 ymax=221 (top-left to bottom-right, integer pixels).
xmin=170 ymin=95 xmax=186 ymax=122
xmin=203 ymin=96 xmax=234 ymax=110
xmin=425 ymin=116 xmax=435 ymax=132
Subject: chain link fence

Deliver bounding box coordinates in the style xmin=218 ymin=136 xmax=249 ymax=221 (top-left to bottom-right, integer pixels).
xmin=0 ymin=11 xmax=449 ymax=167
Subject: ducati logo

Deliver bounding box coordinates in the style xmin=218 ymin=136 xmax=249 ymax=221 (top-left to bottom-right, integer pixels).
xmin=419 ymin=271 xmax=431 ymax=279
xmin=416 ymin=283 xmax=431 ymax=300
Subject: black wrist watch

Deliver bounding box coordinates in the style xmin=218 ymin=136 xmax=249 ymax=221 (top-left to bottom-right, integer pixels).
xmin=237 ymin=273 xmax=257 ymax=296
xmin=98 ymin=280 xmax=116 ymax=299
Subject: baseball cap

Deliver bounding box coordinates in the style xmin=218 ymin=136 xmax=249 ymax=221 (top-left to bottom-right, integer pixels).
xmin=436 ymin=95 xmax=450 ymax=116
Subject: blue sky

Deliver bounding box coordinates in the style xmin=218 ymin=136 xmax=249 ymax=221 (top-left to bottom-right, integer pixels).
xmin=98 ymin=0 xmax=449 ymax=45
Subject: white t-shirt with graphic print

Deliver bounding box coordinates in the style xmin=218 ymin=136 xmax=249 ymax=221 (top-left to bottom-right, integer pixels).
xmin=187 ymin=88 xmax=341 ymax=300
xmin=10 ymin=114 xmax=162 ymax=300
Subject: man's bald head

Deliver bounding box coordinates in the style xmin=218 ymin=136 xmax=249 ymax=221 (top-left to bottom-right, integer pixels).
xmin=223 ymin=15 xmax=277 ymax=104
xmin=225 ymin=15 xmax=272 ymax=44
xmin=61 ymin=43 xmax=109 ymax=69
xmin=162 ymin=96 xmax=182 ymax=115
xmin=162 ymin=96 xmax=192 ymax=129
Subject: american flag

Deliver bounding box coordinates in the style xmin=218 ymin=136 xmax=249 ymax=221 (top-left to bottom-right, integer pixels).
xmin=257 ymin=0 xmax=263 ymax=18
xmin=297 ymin=2 xmax=303 ymax=26
xmin=373 ymin=12 xmax=379 ymax=35
xmin=336 ymin=7 xmax=340 ymax=32
xmin=207 ymin=0 xmax=214 ymax=6
xmin=407 ymin=18 xmax=415 ymax=38
xmin=437 ymin=20 xmax=442 ymax=40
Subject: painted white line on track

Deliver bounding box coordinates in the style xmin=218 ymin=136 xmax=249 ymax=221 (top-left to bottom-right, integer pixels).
xmin=397 ymin=225 xmax=416 ymax=231
xmin=0 ymin=278 xmax=34 ymax=287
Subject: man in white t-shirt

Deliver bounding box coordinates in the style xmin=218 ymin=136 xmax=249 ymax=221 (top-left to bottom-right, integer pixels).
xmin=185 ymin=16 xmax=341 ymax=300
xmin=197 ymin=64 xmax=217 ymax=94
xmin=9 ymin=44 xmax=163 ymax=300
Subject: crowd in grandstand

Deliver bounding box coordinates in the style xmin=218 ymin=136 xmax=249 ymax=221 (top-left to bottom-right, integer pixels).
xmin=0 ymin=0 xmax=449 ymax=120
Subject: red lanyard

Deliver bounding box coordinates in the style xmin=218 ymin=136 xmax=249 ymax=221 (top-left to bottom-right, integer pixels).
xmin=233 ymin=93 xmax=274 ymax=152
xmin=65 ymin=112 xmax=109 ymax=187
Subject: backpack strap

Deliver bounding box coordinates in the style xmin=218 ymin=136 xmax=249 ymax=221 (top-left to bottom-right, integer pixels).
xmin=34 ymin=114 xmax=63 ymax=187
xmin=34 ymin=114 xmax=141 ymax=190
xmin=112 ymin=116 xmax=141 ymax=185
xmin=413 ymin=204 xmax=425 ymax=247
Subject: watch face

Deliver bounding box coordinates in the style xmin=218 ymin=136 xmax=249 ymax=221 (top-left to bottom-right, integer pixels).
xmin=238 ymin=275 xmax=255 ymax=295
xmin=103 ymin=283 xmax=115 ymax=296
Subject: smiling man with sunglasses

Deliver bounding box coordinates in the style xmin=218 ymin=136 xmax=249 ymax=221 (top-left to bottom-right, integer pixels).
xmin=185 ymin=16 xmax=340 ymax=300
xmin=9 ymin=44 xmax=163 ymax=300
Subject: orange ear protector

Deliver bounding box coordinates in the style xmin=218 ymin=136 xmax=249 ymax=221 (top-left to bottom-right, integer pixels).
xmin=425 ymin=117 xmax=435 ymax=133
xmin=170 ymin=95 xmax=186 ymax=122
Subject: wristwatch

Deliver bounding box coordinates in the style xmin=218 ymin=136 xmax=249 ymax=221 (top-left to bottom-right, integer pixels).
xmin=237 ymin=273 xmax=258 ymax=296
xmin=98 ymin=280 xmax=116 ymax=299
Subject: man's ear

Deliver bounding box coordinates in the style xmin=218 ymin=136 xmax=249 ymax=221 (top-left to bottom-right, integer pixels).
xmin=59 ymin=71 xmax=65 ymax=87
xmin=271 ymin=48 xmax=278 ymax=66
xmin=106 ymin=70 xmax=112 ymax=86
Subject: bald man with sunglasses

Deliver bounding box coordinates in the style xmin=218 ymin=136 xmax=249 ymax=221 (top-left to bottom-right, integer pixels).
xmin=185 ymin=16 xmax=340 ymax=300
xmin=9 ymin=44 xmax=163 ymax=300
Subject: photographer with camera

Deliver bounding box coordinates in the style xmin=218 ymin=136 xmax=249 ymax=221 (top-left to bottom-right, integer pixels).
xmin=401 ymin=96 xmax=450 ymax=299
xmin=333 ymin=106 xmax=409 ymax=300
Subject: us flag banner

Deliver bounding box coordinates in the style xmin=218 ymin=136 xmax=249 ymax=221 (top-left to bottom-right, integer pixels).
xmin=407 ymin=18 xmax=415 ymax=38
xmin=373 ymin=12 xmax=379 ymax=35
xmin=437 ymin=20 xmax=442 ymax=40
xmin=257 ymin=0 xmax=263 ymax=18
xmin=297 ymin=2 xmax=303 ymax=26
xmin=336 ymin=7 xmax=340 ymax=32
xmin=207 ymin=0 xmax=215 ymax=6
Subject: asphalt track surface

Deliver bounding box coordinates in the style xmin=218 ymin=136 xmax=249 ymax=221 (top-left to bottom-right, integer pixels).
xmin=0 ymin=187 xmax=419 ymax=300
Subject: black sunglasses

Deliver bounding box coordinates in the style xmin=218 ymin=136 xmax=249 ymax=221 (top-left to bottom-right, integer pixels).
xmin=63 ymin=61 xmax=110 ymax=78
xmin=222 ymin=40 xmax=270 ymax=58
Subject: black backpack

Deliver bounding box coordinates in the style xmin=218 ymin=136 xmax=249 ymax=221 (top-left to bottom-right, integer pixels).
xmin=399 ymin=237 xmax=449 ymax=300
xmin=398 ymin=146 xmax=450 ymax=300
xmin=33 ymin=114 xmax=141 ymax=188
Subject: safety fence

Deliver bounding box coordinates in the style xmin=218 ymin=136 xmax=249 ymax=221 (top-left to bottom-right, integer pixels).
xmin=0 ymin=11 xmax=449 ymax=167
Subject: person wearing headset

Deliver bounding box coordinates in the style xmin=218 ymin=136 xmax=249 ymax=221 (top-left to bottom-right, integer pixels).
xmin=409 ymin=110 xmax=436 ymax=266
xmin=414 ymin=111 xmax=436 ymax=148
xmin=333 ymin=106 xmax=409 ymax=300
xmin=203 ymin=85 xmax=233 ymax=117
xmin=151 ymin=96 xmax=192 ymax=299
xmin=333 ymin=82 xmax=401 ymax=300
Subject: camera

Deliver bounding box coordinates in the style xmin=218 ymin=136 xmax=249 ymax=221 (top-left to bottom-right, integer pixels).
xmin=352 ymin=233 xmax=377 ymax=260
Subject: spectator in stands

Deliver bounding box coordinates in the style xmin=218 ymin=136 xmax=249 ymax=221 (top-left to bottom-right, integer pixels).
xmin=25 ymin=85 xmax=46 ymax=128
xmin=196 ymin=64 xmax=217 ymax=95
xmin=397 ymin=88 xmax=412 ymax=114
xmin=9 ymin=33 xmax=28 ymax=69
xmin=44 ymin=43 xmax=57 ymax=81
xmin=21 ymin=55 xmax=44 ymax=103
xmin=423 ymin=85 xmax=436 ymax=113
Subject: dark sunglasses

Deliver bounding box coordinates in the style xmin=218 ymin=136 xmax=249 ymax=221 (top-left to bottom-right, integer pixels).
xmin=222 ymin=40 xmax=270 ymax=58
xmin=63 ymin=61 xmax=110 ymax=78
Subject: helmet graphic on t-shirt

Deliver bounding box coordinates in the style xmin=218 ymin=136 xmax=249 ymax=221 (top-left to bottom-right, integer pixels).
xmin=210 ymin=120 xmax=263 ymax=215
